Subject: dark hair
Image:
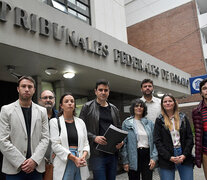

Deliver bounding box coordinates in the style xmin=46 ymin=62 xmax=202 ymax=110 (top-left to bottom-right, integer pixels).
xmin=129 ymin=98 xmax=148 ymax=117
xmin=141 ymin=79 xmax=153 ymax=88
xmin=161 ymin=93 xmax=178 ymax=115
xmin=199 ymin=78 xmax=207 ymax=93
xmin=95 ymin=79 xmax=109 ymax=89
xmin=58 ymin=92 xmax=76 ymax=117
xmin=18 ymin=76 xmax=36 ymax=88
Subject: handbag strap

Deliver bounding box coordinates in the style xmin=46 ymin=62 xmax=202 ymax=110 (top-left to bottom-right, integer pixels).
xmin=57 ymin=117 xmax=61 ymax=136
xmin=47 ymin=118 xmax=61 ymax=164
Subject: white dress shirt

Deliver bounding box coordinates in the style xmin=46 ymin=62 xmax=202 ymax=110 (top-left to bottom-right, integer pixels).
xmin=140 ymin=96 xmax=161 ymax=123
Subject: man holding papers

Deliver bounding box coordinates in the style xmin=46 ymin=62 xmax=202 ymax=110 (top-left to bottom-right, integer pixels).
xmin=79 ymin=79 xmax=123 ymax=180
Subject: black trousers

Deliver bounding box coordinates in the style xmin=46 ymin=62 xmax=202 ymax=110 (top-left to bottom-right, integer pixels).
xmin=128 ymin=148 xmax=152 ymax=180
xmin=0 ymin=152 xmax=5 ymax=180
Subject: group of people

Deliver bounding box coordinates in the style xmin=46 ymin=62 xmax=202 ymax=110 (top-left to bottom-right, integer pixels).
xmin=121 ymin=80 xmax=194 ymax=180
xmin=0 ymin=76 xmax=207 ymax=180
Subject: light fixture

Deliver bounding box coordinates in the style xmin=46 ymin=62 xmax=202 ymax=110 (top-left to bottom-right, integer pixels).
xmin=63 ymin=72 xmax=75 ymax=79
xmin=7 ymin=65 xmax=22 ymax=79
xmin=157 ymin=93 xmax=164 ymax=97
xmin=45 ymin=68 xmax=58 ymax=75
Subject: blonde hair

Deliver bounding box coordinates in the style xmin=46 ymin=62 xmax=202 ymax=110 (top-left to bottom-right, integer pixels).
xmin=161 ymin=94 xmax=180 ymax=131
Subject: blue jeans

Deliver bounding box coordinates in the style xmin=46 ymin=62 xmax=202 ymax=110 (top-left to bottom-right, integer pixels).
xmin=62 ymin=148 xmax=81 ymax=180
xmin=6 ymin=170 xmax=42 ymax=180
xmin=160 ymin=147 xmax=193 ymax=180
xmin=90 ymin=154 xmax=118 ymax=180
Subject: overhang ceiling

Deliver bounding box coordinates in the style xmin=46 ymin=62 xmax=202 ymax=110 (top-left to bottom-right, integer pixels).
xmin=0 ymin=43 xmax=188 ymax=98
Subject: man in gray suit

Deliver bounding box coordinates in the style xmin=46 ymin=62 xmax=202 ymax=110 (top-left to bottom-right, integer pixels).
xmin=0 ymin=76 xmax=49 ymax=180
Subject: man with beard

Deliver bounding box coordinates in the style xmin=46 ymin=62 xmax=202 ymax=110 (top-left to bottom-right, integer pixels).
xmin=39 ymin=90 xmax=58 ymax=166
xmin=140 ymin=79 xmax=161 ymax=123
xmin=79 ymin=79 xmax=123 ymax=180
xmin=0 ymin=76 xmax=49 ymax=180
xmin=140 ymin=79 xmax=161 ymax=180
xmin=39 ymin=90 xmax=58 ymax=120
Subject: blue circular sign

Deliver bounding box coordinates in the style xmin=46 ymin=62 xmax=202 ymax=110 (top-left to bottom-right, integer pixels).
xmin=192 ymin=78 xmax=203 ymax=91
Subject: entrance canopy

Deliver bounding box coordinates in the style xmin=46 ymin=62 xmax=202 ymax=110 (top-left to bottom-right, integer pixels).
xmin=0 ymin=0 xmax=191 ymax=98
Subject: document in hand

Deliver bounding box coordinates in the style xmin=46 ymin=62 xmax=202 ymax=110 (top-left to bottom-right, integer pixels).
xmin=96 ymin=124 xmax=128 ymax=154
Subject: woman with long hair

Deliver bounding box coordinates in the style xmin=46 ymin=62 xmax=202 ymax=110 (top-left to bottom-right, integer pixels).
xmin=121 ymin=98 xmax=158 ymax=180
xmin=50 ymin=92 xmax=90 ymax=180
xmin=154 ymin=93 xmax=194 ymax=180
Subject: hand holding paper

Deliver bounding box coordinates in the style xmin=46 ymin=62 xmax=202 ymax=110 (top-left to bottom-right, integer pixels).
xmin=94 ymin=136 xmax=107 ymax=145
xmin=96 ymin=124 xmax=128 ymax=154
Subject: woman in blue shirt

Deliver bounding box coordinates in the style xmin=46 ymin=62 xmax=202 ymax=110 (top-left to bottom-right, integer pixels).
xmin=121 ymin=98 xmax=158 ymax=180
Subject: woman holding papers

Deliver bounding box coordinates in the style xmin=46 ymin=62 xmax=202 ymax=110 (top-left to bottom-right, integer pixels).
xmin=154 ymin=94 xmax=194 ymax=180
xmin=121 ymin=98 xmax=158 ymax=180
xmin=50 ymin=93 xmax=90 ymax=180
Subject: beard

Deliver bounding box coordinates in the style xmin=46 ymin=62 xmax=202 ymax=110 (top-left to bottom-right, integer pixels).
xmin=45 ymin=105 xmax=53 ymax=110
xmin=143 ymin=90 xmax=153 ymax=97
xmin=19 ymin=94 xmax=32 ymax=101
xmin=44 ymin=102 xmax=55 ymax=110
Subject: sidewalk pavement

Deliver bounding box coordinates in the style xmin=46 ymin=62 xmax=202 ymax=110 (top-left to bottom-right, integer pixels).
xmin=116 ymin=166 xmax=205 ymax=180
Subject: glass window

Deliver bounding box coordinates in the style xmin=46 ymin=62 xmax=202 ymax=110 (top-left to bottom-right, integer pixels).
xmin=51 ymin=0 xmax=68 ymax=13
xmin=68 ymin=0 xmax=76 ymax=5
xmin=68 ymin=8 xmax=77 ymax=16
xmin=43 ymin=0 xmax=91 ymax=24
xmin=77 ymin=1 xmax=86 ymax=11
xmin=78 ymin=13 xmax=87 ymax=21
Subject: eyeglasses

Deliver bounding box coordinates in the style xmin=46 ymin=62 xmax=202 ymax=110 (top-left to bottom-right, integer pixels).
xmin=41 ymin=96 xmax=54 ymax=100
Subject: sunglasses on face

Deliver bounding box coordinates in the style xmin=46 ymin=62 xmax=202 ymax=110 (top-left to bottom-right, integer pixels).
xmin=135 ymin=104 xmax=143 ymax=108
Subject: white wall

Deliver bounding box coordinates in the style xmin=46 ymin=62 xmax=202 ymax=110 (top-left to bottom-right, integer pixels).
xmin=198 ymin=12 xmax=207 ymax=29
xmin=125 ymin=0 xmax=192 ymax=27
xmin=91 ymin=0 xmax=128 ymax=43
xmin=196 ymin=0 xmax=207 ymax=59
xmin=203 ymin=43 xmax=207 ymax=58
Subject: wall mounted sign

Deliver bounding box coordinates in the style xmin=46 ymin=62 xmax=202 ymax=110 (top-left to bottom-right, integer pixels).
xmin=189 ymin=74 xmax=207 ymax=94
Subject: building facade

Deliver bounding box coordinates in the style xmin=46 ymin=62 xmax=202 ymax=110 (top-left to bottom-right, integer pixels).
xmin=125 ymin=0 xmax=207 ymax=120
xmin=0 ymin=0 xmax=191 ymax=121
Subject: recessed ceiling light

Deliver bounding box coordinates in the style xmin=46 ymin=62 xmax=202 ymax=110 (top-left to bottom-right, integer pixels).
xmin=157 ymin=93 xmax=164 ymax=97
xmin=63 ymin=72 xmax=75 ymax=79
xmin=45 ymin=68 xmax=58 ymax=75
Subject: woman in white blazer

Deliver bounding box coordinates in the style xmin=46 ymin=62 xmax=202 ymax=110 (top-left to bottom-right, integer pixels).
xmin=50 ymin=92 xmax=90 ymax=180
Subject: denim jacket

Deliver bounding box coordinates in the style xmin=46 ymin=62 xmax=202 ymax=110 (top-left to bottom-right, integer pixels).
xmin=121 ymin=116 xmax=158 ymax=171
